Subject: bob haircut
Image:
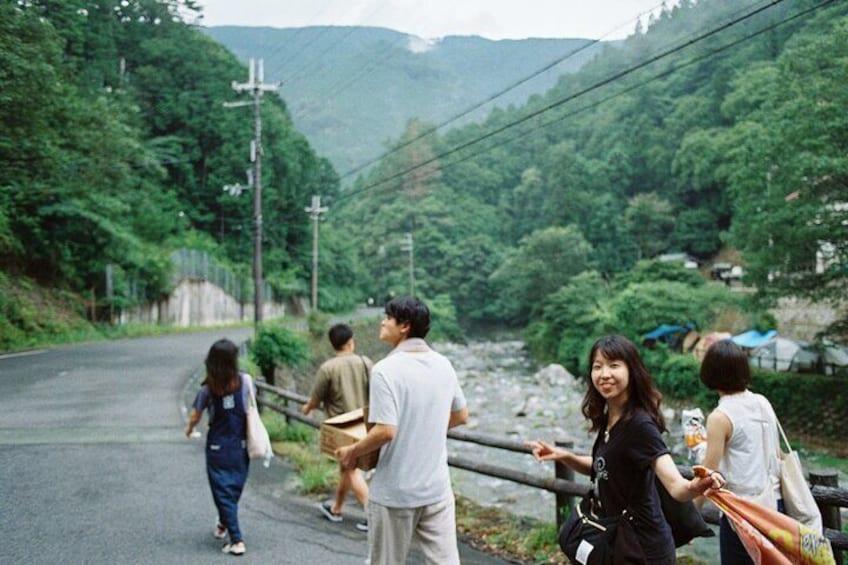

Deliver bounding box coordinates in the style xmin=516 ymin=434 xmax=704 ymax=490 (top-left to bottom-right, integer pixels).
xmin=582 ymin=335 xmax=666 ymax=433
xmin=384 ymin=296 xmax=430 ymax=339
xmin=205 ymin=338 xmax=241 ymax=397
xmin=699 ymin=339 xmax=751 ymax=393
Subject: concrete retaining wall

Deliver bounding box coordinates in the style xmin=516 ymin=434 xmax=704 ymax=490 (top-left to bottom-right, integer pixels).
xmin=119 ymin=279 xmax=286 ymax=327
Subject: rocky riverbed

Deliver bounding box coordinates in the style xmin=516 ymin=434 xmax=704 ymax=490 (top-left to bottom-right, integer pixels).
xmin=439 ymin=339 xmax=698 ymax=521
xmin=438 ymin=339 xmax=721 ymax=562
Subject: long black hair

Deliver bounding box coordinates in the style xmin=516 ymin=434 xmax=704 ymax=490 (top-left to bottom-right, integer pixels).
xmin=581 ymin=335 xmax=666 ymax=433
xmin=204 ymin=339 xmax=240 ymax=397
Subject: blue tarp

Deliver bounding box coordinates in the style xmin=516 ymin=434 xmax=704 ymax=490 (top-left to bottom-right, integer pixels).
xmin=643 ymin=324 xmax=686 ymax=340
xmin=731 ymin=329 xmax=778 ymax=349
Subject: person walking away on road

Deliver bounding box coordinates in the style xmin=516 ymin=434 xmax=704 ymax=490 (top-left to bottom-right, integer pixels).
xmin=185 ymin=338 xmax=252 ymax=556
xmin=302 ymin=323 xmax=372 ymax=527
xmin=336 ymin=296 xmax=469 ymax=565
xmin=526 ymin=335 xmax=724 ymax=564
xmin=698 ymin=339 xmax=783 ymax=565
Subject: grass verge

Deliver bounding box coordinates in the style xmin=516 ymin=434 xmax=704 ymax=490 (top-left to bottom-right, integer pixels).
xmin=263 ymin=411 xmax=336 ymax=495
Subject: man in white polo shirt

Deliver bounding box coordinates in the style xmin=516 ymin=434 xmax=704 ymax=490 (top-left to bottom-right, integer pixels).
xmin=336 ymin=296 xmax=468 ymax=565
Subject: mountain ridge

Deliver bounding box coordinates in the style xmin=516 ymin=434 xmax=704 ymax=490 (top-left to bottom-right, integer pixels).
xmin=203 ymin=25 xmax=611 ymax=176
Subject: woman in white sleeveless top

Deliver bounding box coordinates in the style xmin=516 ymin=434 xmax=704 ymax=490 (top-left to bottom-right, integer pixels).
xmin=699 ymin=339 xmax=783 ymax=565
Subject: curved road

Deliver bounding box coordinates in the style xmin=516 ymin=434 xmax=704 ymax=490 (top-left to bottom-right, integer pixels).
xmin=0 ymin=329 xmax=511 ymax=564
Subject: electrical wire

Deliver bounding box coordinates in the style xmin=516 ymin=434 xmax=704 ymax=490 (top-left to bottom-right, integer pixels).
xmin=334 ymin=0 xmax=800 ymax=202
xmin=283 ymin=1 xmax=388 ymax=85
xmin=405 ymin=0 xmax=836 ymax=197
xmin=334 ymin=1 xmax=669 ymax=181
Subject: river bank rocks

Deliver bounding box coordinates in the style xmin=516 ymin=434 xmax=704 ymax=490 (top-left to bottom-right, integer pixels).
xmin=436 ymin=339 xmax=690 ymax=522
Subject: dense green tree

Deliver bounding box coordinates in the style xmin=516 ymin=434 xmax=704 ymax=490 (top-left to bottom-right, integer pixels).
xmin=489 ymin=225 xmax=593 ymax=325
xmin=613 ymin=259 xmax=706 ymax=291
xmin=610 ymin=280 xmax=741 ymax=339
xmin=525 ymin=271 xmax=612 ymax=370
xmin=1 ymin=0 xmax=331 ymax=316
xmin=717 ymin=12 xmax=847 ymax=329
xmin=624 ymin=192 xmax=676 ymax=260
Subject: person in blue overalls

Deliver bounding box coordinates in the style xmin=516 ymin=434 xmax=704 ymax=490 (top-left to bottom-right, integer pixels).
xmin=185 ymin=338 xmax=251 ymax=556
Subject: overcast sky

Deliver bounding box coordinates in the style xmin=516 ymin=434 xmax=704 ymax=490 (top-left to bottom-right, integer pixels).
xmin=195 ymin=0 xmax=678 ymax=41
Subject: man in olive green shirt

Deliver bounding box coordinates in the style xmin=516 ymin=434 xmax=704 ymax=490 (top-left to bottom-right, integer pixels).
xmin=302 ymin=323 xmax=372 ymax=525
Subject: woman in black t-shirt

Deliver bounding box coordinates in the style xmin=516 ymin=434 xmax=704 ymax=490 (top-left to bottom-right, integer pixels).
xmin=527 ymin=335 xmax=724 ymax=564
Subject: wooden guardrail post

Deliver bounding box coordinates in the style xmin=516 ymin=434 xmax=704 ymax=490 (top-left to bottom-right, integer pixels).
xmin=555 ymin=440 xmax=575 ymax=531
xmin=810 ymin=471 xmax=843 ymax=565
xmin=257 ymin=377 xmax=265 ymax=415
xmin=282 ymin=395 xmax=291 ymax=425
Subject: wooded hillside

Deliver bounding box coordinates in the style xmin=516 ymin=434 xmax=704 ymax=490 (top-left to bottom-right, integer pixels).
xmin=1 ymin=0 xmax=846 ymax=357
xmin=205 ymin=25 xmax=606 ymax=175
xmin=324 ymin=0 xmax=847 ymax=349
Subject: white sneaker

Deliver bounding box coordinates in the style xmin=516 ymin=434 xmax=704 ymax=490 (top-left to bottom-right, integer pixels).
xmin=221 ymin=542 xmax=245 ymax=556
xmin=214 ymin=520 xmax=228 ymax=540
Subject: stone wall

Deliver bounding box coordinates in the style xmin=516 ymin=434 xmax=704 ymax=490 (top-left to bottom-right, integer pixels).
xmin=773 ymin=296 xmax=848 ymax=341
xmin=119 ymin=279 xmax=287 ymax=327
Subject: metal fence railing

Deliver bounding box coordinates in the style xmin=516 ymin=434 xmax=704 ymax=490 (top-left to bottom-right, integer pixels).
xmin=254 ymin=381 xmax=848 ymax=555
xmin=170 ymin=248 xmax=272 ymax=303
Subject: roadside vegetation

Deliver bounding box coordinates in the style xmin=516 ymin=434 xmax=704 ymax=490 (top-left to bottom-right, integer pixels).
xmin=0 ymin=272 xmax=253 ymax=353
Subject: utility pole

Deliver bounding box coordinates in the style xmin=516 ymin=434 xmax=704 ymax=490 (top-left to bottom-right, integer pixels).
xmin=304 ymin=195 xmax=328 ymax=311
xmin=400 ymin=232 xmax=415 ymax=296
xmin=228 ymin=58 xmax=279 ymax=333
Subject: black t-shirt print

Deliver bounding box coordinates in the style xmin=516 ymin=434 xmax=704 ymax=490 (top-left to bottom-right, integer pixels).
xmin=591 ymin=411 xmax=675 ymax=561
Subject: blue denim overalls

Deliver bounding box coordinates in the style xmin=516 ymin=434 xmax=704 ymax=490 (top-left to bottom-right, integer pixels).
xmin=206 ymin=376 xmax=250 ymax=544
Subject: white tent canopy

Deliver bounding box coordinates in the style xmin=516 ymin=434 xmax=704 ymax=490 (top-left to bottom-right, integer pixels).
xmin=749 ymin=337 xmax=801 ymax=372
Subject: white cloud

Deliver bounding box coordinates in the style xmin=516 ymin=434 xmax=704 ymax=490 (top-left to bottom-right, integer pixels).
xmin=196 ymin=0 xmax=679 ymax=41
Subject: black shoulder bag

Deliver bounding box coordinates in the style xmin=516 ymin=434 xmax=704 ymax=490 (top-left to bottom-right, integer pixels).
xmin=558 ymin=493 xmax=647 ymax=565
xmin=557 ymin=429 xmax=647 ymax=565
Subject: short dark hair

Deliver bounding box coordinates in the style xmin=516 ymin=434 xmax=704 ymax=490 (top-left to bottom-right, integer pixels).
xmin=328 ymin=323 xmax=353 ymax=350
xmin=385 ymin=296 xmax=430 ymax=339
xmin=700 ymin=339 xmax=751 ymax=392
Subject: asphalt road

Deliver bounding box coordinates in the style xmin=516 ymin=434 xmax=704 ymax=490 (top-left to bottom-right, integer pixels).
xmin=0 ymin=329 xmax=513 ymax=564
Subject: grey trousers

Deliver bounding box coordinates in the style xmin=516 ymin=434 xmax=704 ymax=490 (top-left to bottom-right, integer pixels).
xmin=367 ymin=493 xmax=460 ymax=565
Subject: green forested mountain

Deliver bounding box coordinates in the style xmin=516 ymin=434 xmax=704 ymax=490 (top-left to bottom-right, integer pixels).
xmin=0 ymin=0 xmax=338 ymax=342
xmin=323 ymin=0 xmax=848 ymax=353
xmin=2 ymin=0 xmax=846 ymax=361
xmin=204 ymin=26 xmax=606 ymax=176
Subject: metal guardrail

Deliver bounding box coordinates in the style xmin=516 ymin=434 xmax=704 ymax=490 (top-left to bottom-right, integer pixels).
xmin=254 ymin=381 xmax=848 ymax=553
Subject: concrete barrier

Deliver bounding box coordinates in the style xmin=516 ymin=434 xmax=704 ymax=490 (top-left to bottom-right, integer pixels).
xmin=119 ymin=278 xmax=287 ymax=326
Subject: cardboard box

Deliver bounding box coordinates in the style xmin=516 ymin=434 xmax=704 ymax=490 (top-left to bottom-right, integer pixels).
xmin=319 ymin=407 xmax=379 ymax=471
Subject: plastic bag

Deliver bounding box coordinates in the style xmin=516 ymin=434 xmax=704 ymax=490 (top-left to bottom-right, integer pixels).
xmin=682 ymin=408 xmax=707 ymax=463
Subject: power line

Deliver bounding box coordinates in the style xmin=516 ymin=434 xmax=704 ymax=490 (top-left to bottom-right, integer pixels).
xmin=418 ymin=0 xmax=835 ymax=195
xmin=336 ymin=0 xmax=795 ymax=201
xmin=284 ymin=2 xmax=388 ymax=85
xmin=295 ymin=28 xmax=416 ymax=123
xmin=336 ymin=1 xmax=669 ymax=181
xmin=268 ymin=3 xmax=346 ymax=79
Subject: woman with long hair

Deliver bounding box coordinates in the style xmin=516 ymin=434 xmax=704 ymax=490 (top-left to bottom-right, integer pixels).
xmin=185 ymin=338 xmax=252 ymax=556
xmin=527 ymin=335 xmax=723 ymax=564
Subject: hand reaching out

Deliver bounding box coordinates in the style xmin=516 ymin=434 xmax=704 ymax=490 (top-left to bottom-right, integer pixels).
xmin=525 ymin=439 xmax=565 ymax=462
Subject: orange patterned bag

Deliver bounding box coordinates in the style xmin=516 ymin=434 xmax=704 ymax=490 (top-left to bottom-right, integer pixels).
xmin=693 ymin=466 xmax=834 ymax=565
